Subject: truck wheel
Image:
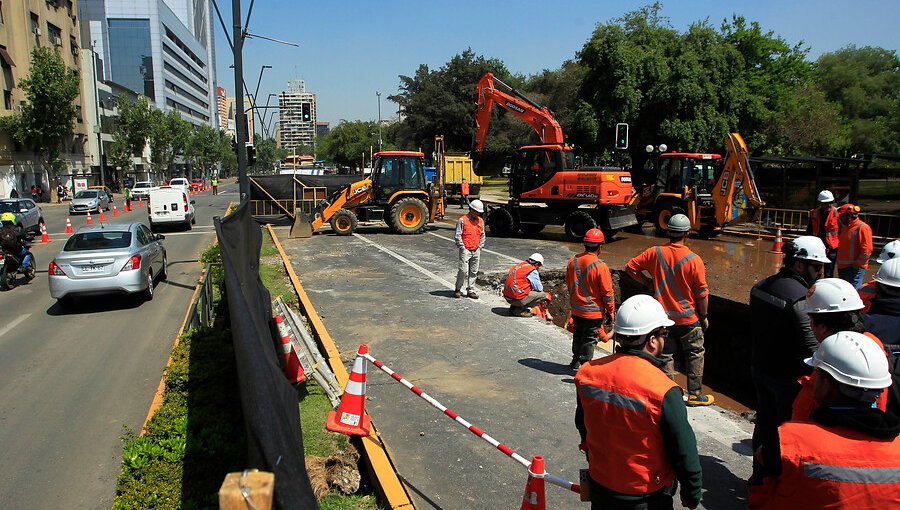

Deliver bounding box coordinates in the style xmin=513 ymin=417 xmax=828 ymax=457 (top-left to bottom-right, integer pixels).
xmin=330 ymin=209 xmax=358 ymax=236
xmin=519 ymin=223 xmax=545 ymax=235
xmin=487 ymin=207 xmax=518 ymax=237
xmin=564 ymin=211 xmax=596 ymax=242
xmin=390 ymin=198 xmax=428 ymax=234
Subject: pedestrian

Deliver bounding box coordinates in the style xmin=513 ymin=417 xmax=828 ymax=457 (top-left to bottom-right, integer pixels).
xmin=806 ymin=190 xmax=839 ymax=277
xmin=791 ymin=277 xmax=888 ymax=421
xmin=30 ymin=185 xmax=37 ymax=201
xmin=625 ymin=213 xmax=714 ymax=406
xmin=749 ymin=236 xmax=828 ymax=452
xmin=453 ymin=199 xmax=484 ymax=299
xmin=863 ymin=258 xmax=900 ymax=346
xmin=124 ymin=186 xmax=132 ymax=212
xmin=459 ymin=177 xmax=469 ymax=208
xmin=56 ymin=183 xmax=63 ymax=204
xmin=211 ymin=176 xmax=218 ymax=195
xmin=836 ymin=203 xmax=873 ymax=289
xmin=566 ymin=228 xmax=615 ymax=369
xmin=502 ymin=253 xmax=547 ymax=317
xmin=858 ymin=239 xmax=899 ymax=312
xmin=749 ymin=331 xmax=900 ymax=509
xmin=575 ymin=295 xmax=702 ymax=510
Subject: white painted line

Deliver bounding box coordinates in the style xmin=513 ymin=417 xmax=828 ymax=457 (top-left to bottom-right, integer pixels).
xmin=427 ymin=232 xmax=520 ymax=263
xmin=353 ymin=233 xmax=456 ymax=289
xmin=0 ymin=313 xmax=31 ymax=338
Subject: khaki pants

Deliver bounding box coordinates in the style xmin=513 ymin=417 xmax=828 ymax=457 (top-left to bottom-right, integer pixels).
xmin=507 ymin=290 xmax=546 ymax=310
xmin=661 ymin=324 xmax=705 ymax=394
xmin=455 ymin=247 xmax=480 ymax=292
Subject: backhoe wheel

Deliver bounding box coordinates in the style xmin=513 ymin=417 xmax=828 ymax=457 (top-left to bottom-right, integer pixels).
xmin=390 ymin=198 xmax=429 ymax=234
xmin=487 ymin=207 xmax=518 ymax=237
xmin=653 ymin=202 xmax=684 ymax=236
xmin=564 ymin=210 xmax=597 ymax=242
xmin=329 ymin=209 xmax=359 ymax=236
xmin=519 ymin=223 xmax=545 ymax=235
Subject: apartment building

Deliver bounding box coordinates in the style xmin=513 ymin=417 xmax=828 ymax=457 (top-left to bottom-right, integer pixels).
xmin=278 ymin=79 xmax=317 ymax=152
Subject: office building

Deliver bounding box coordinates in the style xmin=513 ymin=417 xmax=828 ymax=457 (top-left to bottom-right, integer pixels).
xmin=316 ymin=121 xmax=329 ymax=139
xmin=216 ymin=86 xmax=226 ymax=130
xmin=223 ymin=95 xmax=253 ymax=145
xmin=278 ymin=79 xmax=316 ymax=151
xmin=78 ymin=0 xmax=217 ymax=128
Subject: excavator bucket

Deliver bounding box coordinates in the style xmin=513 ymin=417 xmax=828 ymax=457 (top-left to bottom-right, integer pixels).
xmin=290 ymin=211 xmax=314 ymax=238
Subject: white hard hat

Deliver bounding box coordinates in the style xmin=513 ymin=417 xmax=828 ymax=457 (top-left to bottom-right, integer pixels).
xmin=806 ymin=331 xmax=892 ymax=390
xmin=817 ymin=190 xmax=835 ymax=203
xmin=667 ymin=213 xmax=691 ymax=234
xmin=876 ymin=240 xmax=900 ymax=264
xmin=528 ymin=253 xmax=544 ymax=265
xmin=786 ymin=236 xmax=830 ymax=264
xmin=805 ymin=278 xmax=864 ymax=313
xmin=873 ymin=258 xmax=900 ymax=288
xmin=469 ymin=199 xmax=484 ymax=213
xmin=614 ymin=295 xmax=674 ymax=336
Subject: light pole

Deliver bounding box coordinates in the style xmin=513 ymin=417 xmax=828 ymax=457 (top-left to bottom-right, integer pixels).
xmin=376 ymin=91 xmax=383 ymax=150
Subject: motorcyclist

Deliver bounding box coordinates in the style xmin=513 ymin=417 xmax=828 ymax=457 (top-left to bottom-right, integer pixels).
xmin=0 ymin=212 xmax=32 ymax=270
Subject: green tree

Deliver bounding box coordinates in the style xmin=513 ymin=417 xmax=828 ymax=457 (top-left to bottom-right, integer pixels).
xmin=107 ymin=128 xmax=134 ymax=175
xmin=815 ymin=45 xmax=900 ymax=154
xmin=251 ymin=138 xmax=287 ymax=172
xmin=184 ymin=125 xmax=222 ymax=176
xmin=771 ymin=83 xmax=848 ymax=155
xmin=148 ymin=109 xmax=189 ymax=178
xmin=219 ymin=132 xmax=237 ymax=176
xmin=114 ymin=95 xmax=151 ymax=158
xmin=0 ymin=47 xmax=80 ymax=179
xmin=318 ymin=120 xmax=379 ymax=169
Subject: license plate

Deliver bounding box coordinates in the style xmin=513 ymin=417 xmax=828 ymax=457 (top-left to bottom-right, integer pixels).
xmin=82 ymin=265 xmax=104 ymax=273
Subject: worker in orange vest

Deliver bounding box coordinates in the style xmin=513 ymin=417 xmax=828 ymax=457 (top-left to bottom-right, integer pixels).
xmin=858 ymin=239 xmax=899 ymax=312
xmin=836 ymin=203 xmax=873 ymax=289
xmin=575 ymin=295 xmax=701 ymax=510
xmin=625 ymin=214 xmax=713 ymax=406
xmin=806 ymin=190 xmax=840 ymax=277
xmin=791 ymin=278 xmax=888 ymax=421
xmin=566 ymin=228 xmax=615 ymax=369
xmin=749 ymin=331 xmax=900 ymax=509
xmin=453 ymin=199 xmax=484 ymax=299
xmin=459 ymin=177 xmax=470 ymax=208
xmin=502 ymin=253 xmax=546 ymax=317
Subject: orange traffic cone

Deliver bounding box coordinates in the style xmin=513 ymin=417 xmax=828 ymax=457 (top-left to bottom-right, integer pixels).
xmin=326 ymin=344 xmax=372 ymax=436
xmin=520 ymin=456 xmax=546 ymax=510
xmin=275 ymin=314 xmax=306 ymax=384
xmin=769 ymin=226 xmax=783 ymax=254
xmin=86 ymin=211 xmax=93 ymax=225
xmin=98 ymin=208 xmax=106 ymax=221
xmin=40 ymin=223 xmax=50 ymax=243
xmin=112 ymin=203 xmax=119 ymax=217
xmin=65 ymin=216 xmax=73 ymax=234
xmin=138 ymin=197 xmax=144 ymax=208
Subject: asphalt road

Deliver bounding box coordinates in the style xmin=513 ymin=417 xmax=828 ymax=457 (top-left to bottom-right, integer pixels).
xmin=0 ymin=180 xmax=236 ymax=508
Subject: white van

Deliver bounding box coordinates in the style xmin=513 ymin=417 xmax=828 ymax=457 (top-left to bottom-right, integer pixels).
xmin=148 ymin=186 xmax=195 ymax=230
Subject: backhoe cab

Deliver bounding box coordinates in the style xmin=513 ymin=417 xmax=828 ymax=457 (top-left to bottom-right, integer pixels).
xmin=291 ymin=151 xmax=443 ymax=238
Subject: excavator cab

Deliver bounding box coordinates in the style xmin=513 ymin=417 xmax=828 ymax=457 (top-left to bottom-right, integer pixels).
xmin=509 ymin=145 xmax=575 ymax=197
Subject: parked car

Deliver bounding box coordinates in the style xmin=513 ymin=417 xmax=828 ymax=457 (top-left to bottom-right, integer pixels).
xmin=131 ymin=181 xmax=155 ymax=200
xmin=68 ymin=190 xmax=110 ymax=214
xmin=148 ymin=186 xmax=195 ymax=230
xmin=88 ymin=185 xmax=115 ymax=205
xmin=48 ymin=222 xmax=167 ymax=306
xmin=167 ymin=177 xmax=190 ymax=193
xmin=190 ymin=178 xmax=205 ymax=192
xmin=0 ymin=198 xmax=44 ymax=235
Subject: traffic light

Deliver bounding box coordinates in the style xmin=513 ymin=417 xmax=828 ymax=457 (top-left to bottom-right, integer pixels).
xmin=302 ymin=103 xmax=311 ymax=122
xmin=615 ymin=123 xmax=629 ymax=150
xmin=246 ymin=144 xmax=256 ymax=166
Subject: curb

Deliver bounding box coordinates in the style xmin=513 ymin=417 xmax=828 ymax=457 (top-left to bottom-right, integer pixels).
xmin=267 ymin=225 xmax=415 ymax=510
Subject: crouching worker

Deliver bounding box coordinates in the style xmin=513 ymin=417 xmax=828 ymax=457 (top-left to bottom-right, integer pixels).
xmin=503 ymin=253 xmax=546 ymax=317
xmin=575 ymin=295 xmax=702 ymax=510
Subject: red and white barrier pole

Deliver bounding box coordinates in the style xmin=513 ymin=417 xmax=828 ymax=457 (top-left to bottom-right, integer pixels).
xmin=361 ymin=350 xmax=580 ymax=494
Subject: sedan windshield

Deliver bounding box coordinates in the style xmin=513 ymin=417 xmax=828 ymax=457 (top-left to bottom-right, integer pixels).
xmin=74 ymin=190 xmax=99 ymax=199
xmin=63 ymin=231 xmax=132 ymax=251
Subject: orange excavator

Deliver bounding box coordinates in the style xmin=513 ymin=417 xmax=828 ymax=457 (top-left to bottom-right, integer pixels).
xmin=472 ymin=72 xmax=636 ymax=241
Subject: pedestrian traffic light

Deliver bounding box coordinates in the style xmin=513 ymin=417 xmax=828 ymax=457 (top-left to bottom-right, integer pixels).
xmin=615 ymin=123 xmax=629 ymax=150
xmin=302 ymin=103 xmax=311 ymax=122
xmin=246 ymin=144 xmax=256 ymax=166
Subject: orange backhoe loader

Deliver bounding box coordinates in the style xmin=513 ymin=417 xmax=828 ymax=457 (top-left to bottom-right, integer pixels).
xmin=290 ymin=151 xmax=444 ymax=237
xmin=472 ymin=72 xmax=637 ymax=241
xmin=631 ymin=133 xmax=765 ymax=236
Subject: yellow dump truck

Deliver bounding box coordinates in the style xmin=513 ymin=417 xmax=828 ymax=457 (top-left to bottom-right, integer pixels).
xmin=442 ymin=155 xmax=482 ymax=202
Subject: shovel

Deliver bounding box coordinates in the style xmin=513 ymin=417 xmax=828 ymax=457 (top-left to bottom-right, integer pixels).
xmin=290 ymin=211 xmax=314 ymax=238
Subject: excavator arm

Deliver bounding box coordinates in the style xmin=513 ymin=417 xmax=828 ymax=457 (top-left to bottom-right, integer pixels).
xmin=472 ymin=72 xmax=565 ymax=156
xmin=713 ymin=132 xmax=765 ymax=226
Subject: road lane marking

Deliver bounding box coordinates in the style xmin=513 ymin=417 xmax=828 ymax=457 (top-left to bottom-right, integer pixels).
xmin=427 ymin=231 xmax=519 ymax=263
xmin=353 ymin=234 xmax=455 ymax=289
xmin=0 ymin=313 xmax=31 ymax=338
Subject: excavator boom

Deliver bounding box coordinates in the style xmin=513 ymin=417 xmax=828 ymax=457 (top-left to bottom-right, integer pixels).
xmin=713 ymin=133 xmax=765 ymax=226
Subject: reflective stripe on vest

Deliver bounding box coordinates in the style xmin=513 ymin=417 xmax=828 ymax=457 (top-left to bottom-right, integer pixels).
xmin=804 ymin=463 xmax=900 ymax=484
xmin=810 ymin=208 xmax=840 ymax=249
xmin=580 ymin=385 xmax=645 ymax=413
xmin=570 ymin=256 xmax=604 ymax=314
xmin=653 ymin=247 xmax=698 ymax=319
xmin=837 ymin=224 xmax=862 ymax=266
xmin=503 ymin=262 xmax=535 ymax=300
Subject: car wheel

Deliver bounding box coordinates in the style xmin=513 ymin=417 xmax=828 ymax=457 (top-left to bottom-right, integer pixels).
xmin=143 ymin=270 xmax=154 ymax=301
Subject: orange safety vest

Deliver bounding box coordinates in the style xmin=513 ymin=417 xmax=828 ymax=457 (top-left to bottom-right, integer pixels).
xmin=749 ymin=421 xmax=900 ymax=509
xmin=503 ymin=261 xmax=536 ymax=300
xmin=459 ymin=215 xmax=484 ymax=251
xmin=837 ymin=218 xmax=873 ymax=270
xmin=460 ymin=180 xmax=470 ymax=195
xmin=859 ymin=280 xmax=877 ymax=313
xmin=575 ymin=354 xmax=679 ymax=495
xmin=625 ymin=244 xmax=709 ymax=325
xmin=809 ymin=207 xmax=840 ymax=250
xmin=792 ymin=332 xmax=888 ymax=421
xmin=566 ymin=252 xmax=614 ymax=320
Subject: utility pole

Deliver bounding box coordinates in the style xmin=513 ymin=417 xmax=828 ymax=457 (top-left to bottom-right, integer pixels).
xmin=232 ymin=0 xmax=248 ymax=200
xmin=376 ymin=91 xmax=383 ymax=150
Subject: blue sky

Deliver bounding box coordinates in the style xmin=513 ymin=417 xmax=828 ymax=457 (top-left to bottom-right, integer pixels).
xmin=213 ymin=0 xmax=900 ymax=129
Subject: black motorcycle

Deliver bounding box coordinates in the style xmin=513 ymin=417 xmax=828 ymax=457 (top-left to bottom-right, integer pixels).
xmin=0 ymin=247 xmax=36 ymax=290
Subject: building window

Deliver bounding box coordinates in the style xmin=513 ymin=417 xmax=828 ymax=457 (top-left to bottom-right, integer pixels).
xmin=75 ymin=105 xmax=82 ymax=123
xmin=30 ymin=13 xmax=40 ymax=45
xmin=0 ymin=1 xmax=5 ymax=25
xmin=70 ymin=37 xmax=78 ymax=57
xmin=107 ymin=19 xmax=154 ymax=98
xmin=3 ymin=91 xmax=11 ymax=110
xmin=47 ymin=23 xmax=62 ymax=47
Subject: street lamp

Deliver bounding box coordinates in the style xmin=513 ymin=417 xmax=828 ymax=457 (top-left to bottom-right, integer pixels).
xmin=376 ymin=91 xmax=383 ymax=150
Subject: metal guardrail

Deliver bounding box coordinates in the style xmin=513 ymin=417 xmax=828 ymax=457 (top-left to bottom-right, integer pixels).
xmin=183 ymin=263 xmax=216 ymax=331
xmin=754 ymin=208 xmax=896 ymax=243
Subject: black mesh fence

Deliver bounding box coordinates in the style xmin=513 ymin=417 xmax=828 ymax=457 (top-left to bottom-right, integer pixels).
xmin=215 ymin=201 xmax=319 ymax=509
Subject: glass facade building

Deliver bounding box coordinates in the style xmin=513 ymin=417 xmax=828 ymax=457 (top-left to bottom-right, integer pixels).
xmin=107 ymin=19 xmax=154 ymax=98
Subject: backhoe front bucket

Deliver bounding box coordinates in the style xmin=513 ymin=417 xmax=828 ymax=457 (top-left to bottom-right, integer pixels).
xmin=290 ymin=211 xmax=314 ymax=238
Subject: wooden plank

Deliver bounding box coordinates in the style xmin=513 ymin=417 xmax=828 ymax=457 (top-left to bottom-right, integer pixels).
xmin=219 ymin=470 xmax=274 ymax=510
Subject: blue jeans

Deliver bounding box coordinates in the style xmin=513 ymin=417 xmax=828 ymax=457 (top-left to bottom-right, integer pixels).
xmin=839 ymin=266 xmax=865 ymax=289
xmin=20 ymin=247 xmax=31 ymax=269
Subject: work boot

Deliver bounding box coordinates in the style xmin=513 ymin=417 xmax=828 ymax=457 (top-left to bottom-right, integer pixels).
xmin=516 ymin=308 xmax=533 ymax=318
xmin=453 ymin=290 xmax=462 ymax=298
xmin=467 ymin=291 xmax=479 ymax=299
xmin=686 ymin=393 xmax=715 ymax=407
xmin=570 ymin=359 xmax=582 ymax=370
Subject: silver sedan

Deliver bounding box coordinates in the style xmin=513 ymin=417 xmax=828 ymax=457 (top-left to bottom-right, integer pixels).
xmin=48 ymin=223 xmax=167 ymax=306
xmin=68 ymin=190 xmax=110 ymax=214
